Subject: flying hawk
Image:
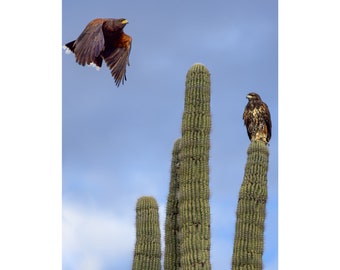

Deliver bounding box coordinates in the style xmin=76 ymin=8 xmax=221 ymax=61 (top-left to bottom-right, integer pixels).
xmin=64 ymin=18 xmax=132 ymax=87
xmin=243 ymin=92 xmax=272 ymax=144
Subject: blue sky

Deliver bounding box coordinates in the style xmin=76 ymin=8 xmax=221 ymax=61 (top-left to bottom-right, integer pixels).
xmin=2 ymin=1 xmax=340 ymax=270
xmin=62 ymin=1 xmax=277 ymax=269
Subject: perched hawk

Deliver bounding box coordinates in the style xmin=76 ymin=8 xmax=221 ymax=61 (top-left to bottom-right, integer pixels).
xmin=64 ymin=18 xmax=132 ymax=87
xmin=243 ymin=92 xmax=272 ymax=144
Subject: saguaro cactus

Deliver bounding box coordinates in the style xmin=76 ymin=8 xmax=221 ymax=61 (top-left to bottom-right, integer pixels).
xmin=231 ymin=140 xmax=269 ymax=270
xmin=178 ymin=63 xmax=211 ymax=269
xmin=164 ymin=138 xmax=182 ymax=270
xmin=132 ymin=196 xmax=162 ymax=270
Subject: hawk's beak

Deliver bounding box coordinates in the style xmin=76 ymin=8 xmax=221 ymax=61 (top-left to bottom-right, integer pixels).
xmin=246 ymin=94 xmax=252 ymax=99
xmin=122 ymin=19 xmax=128 ymax=25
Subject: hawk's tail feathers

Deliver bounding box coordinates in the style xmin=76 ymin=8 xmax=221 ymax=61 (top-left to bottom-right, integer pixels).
xmin=63 ymin=40 xmax=76 ymax=54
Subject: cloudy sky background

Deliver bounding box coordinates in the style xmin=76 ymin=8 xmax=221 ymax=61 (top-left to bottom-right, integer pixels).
xmin=1 ymin=0 xmax=340 ymax=270
xmin=61 ymin=1 xmax=278 ymax=269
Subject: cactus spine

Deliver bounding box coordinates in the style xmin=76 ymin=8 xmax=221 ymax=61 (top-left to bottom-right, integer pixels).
xmin=178 ymin=63 xmax=211 ymax=269
xmin=164 ymin=138 xmax=182 ymax=270
xmin=132 ymin=196 xmax=162 ymax=270
xmin=231 ymin=140 xmax=269 ymax=270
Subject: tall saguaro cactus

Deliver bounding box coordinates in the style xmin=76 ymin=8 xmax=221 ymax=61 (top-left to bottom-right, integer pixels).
xmin=132 ymin=196 xmax=162 ymax=270
xmin=232 ymin=140 xmax=269 ymax=270
xmin=164 ymin=138 xmax=182 ymax=270
xmin=178 ymin=63 xmax=212 ymax=269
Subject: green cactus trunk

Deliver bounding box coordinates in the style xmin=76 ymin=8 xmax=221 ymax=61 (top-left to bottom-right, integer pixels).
xmin=178 ymin=63 xmax=211 ymax=269
xmin=164 ymin=138 xmax=182 ymax=270
xmin=132 ymin=196 xmax=162 ymax=270
xmin=231 ymin=141 xmax=269 ymax=270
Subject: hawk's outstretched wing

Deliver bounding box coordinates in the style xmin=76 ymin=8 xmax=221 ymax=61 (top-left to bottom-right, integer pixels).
xmin=102 ymin=33 xmax=132 ymax=86
xmin=65 ymin=18 xmax=105 ymax=67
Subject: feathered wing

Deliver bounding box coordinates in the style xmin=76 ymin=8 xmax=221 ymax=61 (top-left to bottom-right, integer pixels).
xmin=72 ymin=19 xmax=105 ymax=67
xmin=243 ymin=106 xmax=253 ymax=140
xmin=102 ymin=33 xmax=132 ymax=86
xmin=263 ymin=103 xmax=272 ymax=142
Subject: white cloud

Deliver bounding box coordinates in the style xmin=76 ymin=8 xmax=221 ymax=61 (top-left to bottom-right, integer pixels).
xmin=63 ymin=201 xmax=135 ymax=269
xmin=158 ymin=202 xmax=166 ymax=255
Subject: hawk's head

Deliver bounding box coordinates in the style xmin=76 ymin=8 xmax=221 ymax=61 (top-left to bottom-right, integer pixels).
xmin=246 ymin=92 xmax=262 ymax=102
xmin=104 ymin=18 xmax=129 ymax=32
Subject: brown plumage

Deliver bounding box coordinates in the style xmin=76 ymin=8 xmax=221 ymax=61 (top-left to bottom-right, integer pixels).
xmin=64 ymin=18 xmax=132 ymax=87
xmin=243 ymin=92 xmax=272 ymax=144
